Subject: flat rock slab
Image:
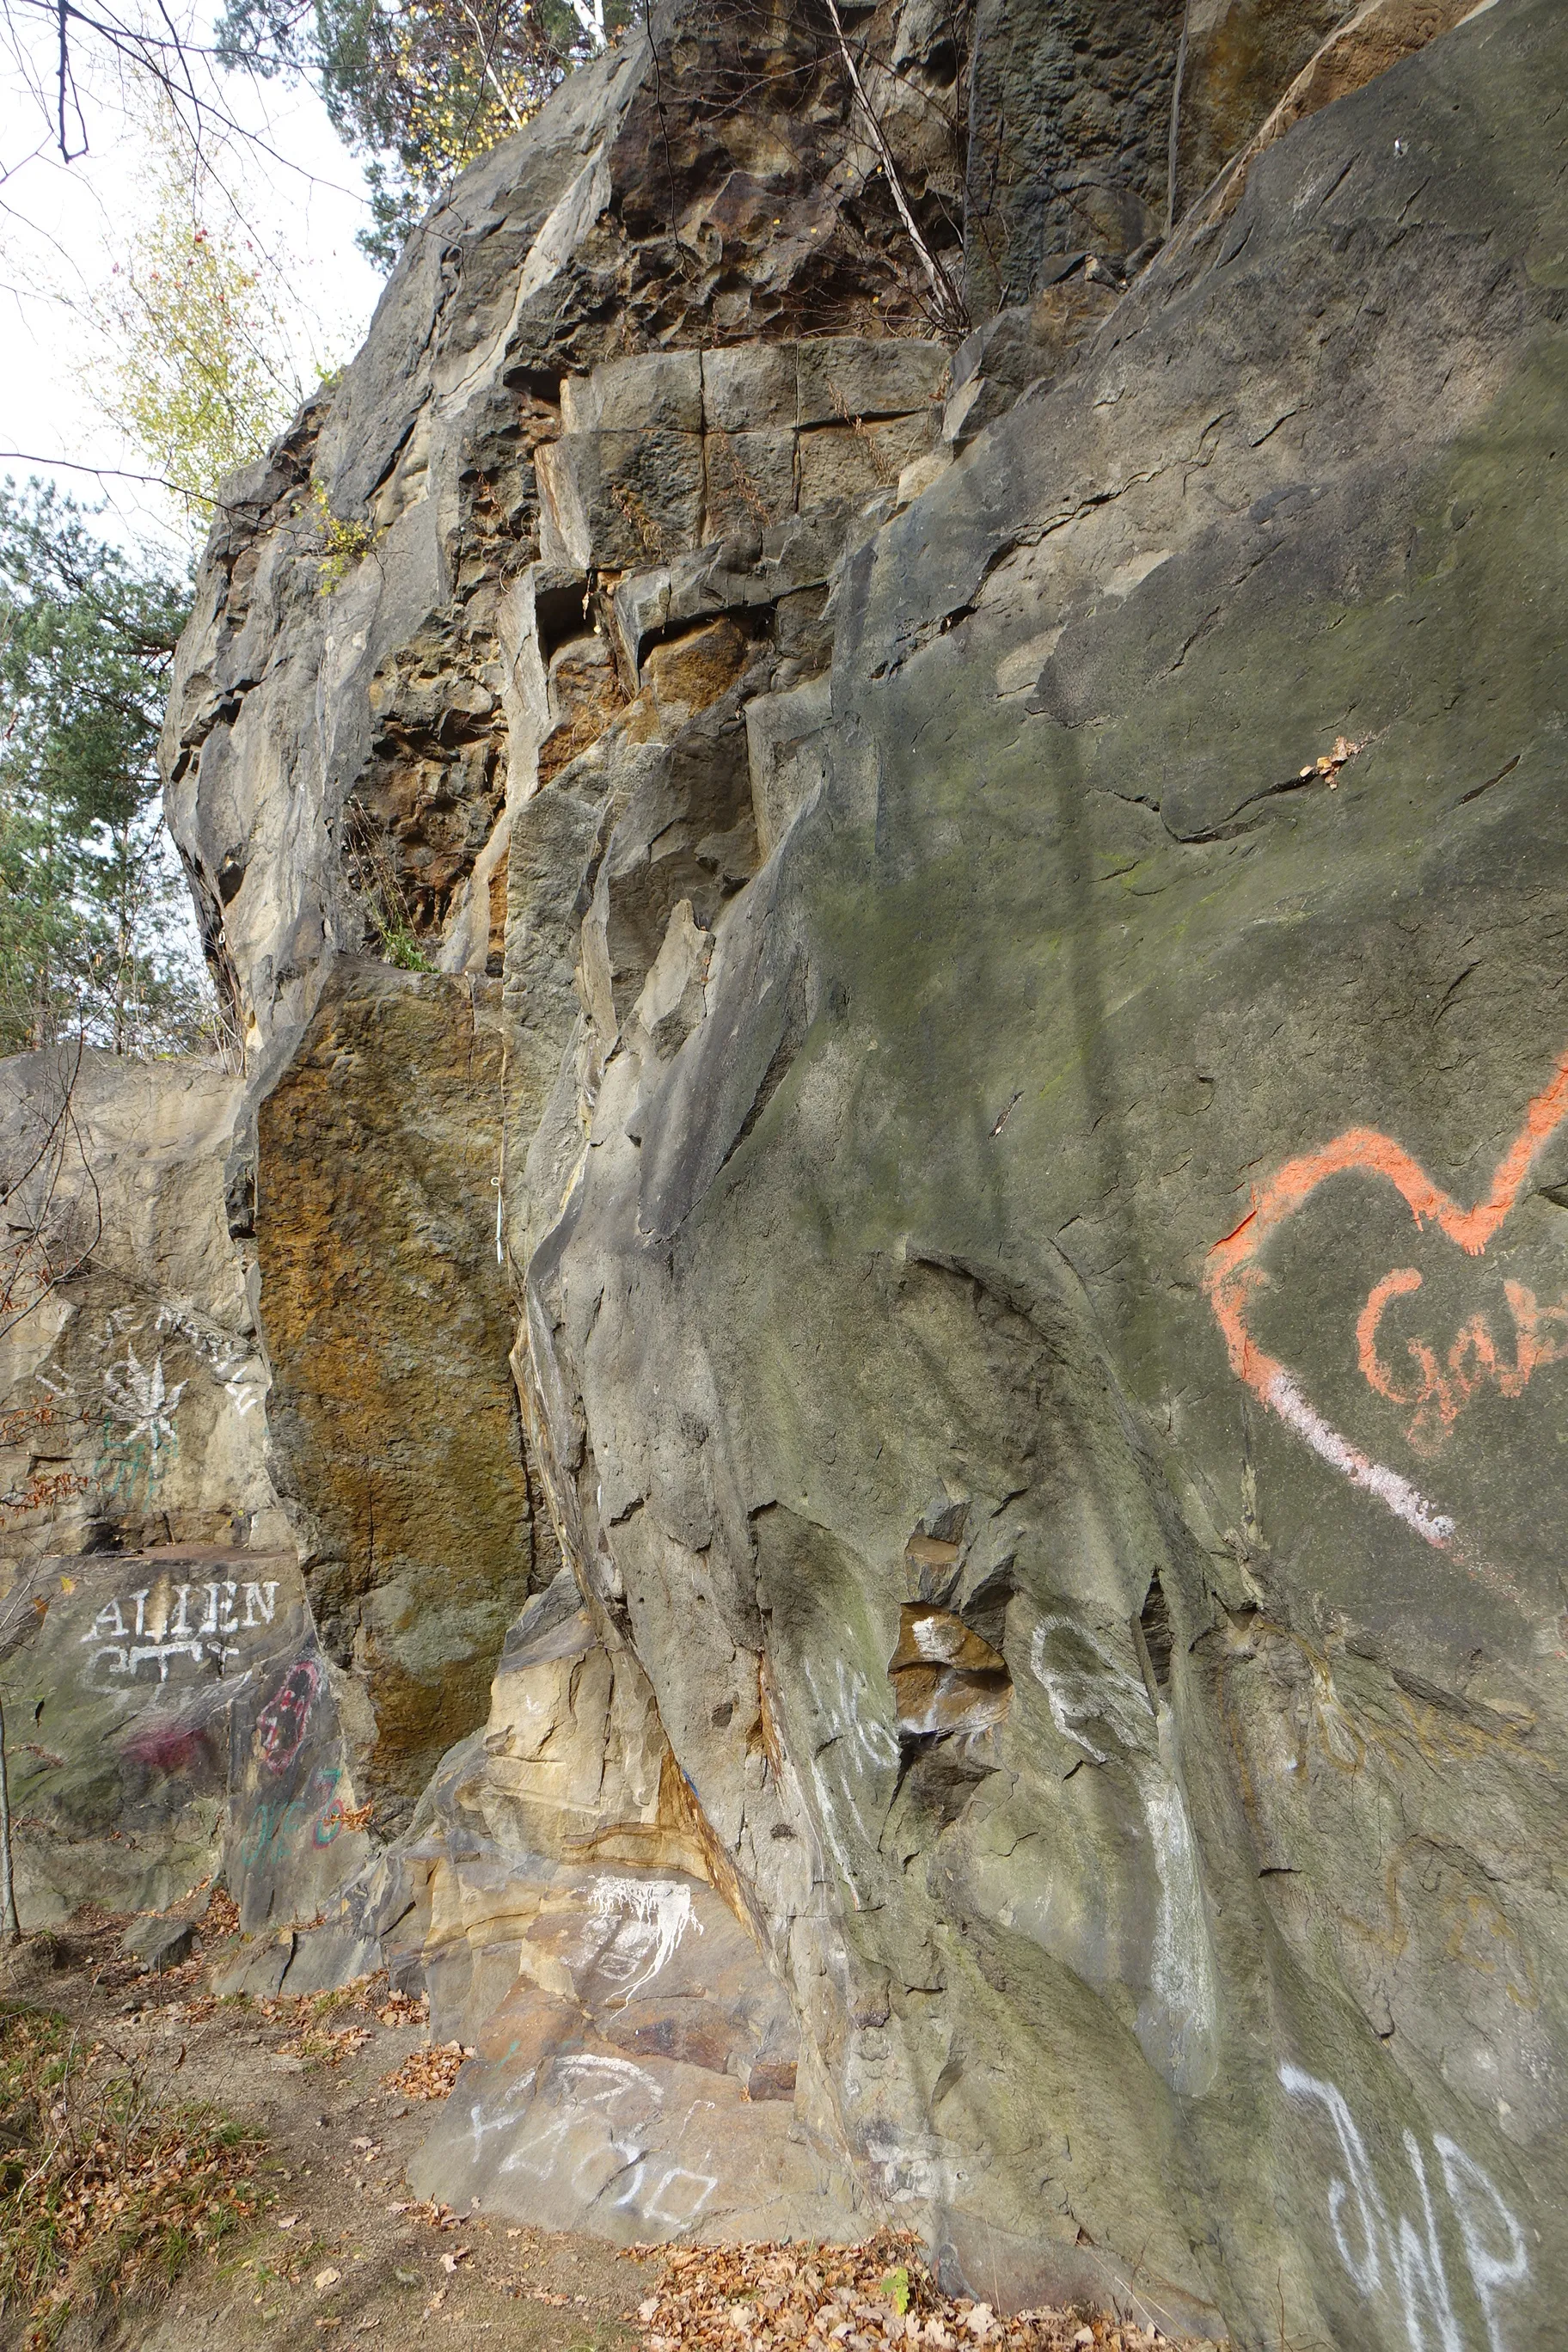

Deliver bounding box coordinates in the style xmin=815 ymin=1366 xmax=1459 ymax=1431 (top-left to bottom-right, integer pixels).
xmin=1 ymin=1546 xmax=371 ymax=1928
xmin=408 ymin=1865 xmax=859 ymax=2243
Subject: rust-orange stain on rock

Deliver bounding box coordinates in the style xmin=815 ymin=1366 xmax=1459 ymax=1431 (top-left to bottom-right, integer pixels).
xmin=256 ymin=958 xmax=544 ymax=1801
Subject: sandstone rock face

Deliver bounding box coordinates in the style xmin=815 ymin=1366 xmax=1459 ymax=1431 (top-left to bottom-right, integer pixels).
xmin=962 ymin=0 xmax=1184 ymax=311
xmin=0 ymin=1543 xmax=370 ymax=1926
xmin=0 ymin=1048 xmax=278 ymax=1570
xmin=406 ymin=1862 xmax=859 ymax=2243
xmin=0 ymin=1049 xmax=376 ymax=1933
xmin=3 ymin=0 xmax=1555 ymax=2339
xmin=1170 ymin=0 xmax=1362 ymax=221
xmin=156 ymin=3 xmax=969 ymax=1072
xmin=388 ymin=1572 xmax=859 ymax=2239
xmin=512 ymin=1 xmax=1568 ymax=2338
xmin=254 ymin=959 xmax=545 ymax=1815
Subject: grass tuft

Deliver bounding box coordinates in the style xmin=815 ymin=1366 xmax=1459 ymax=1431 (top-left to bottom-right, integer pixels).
xmin=0 ymin=2000 xmax=260 ymax=2346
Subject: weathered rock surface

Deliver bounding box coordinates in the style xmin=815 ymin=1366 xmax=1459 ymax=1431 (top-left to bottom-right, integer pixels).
xmin=0 ymin=1046 xmax=279 ymax=1569
xmin=3 ymin=0 xmax=1556 ymax=2342
xmin=407 ymin=1860 xmax=859 ymax=2243
xmin=388 ymin=1565 xmax=858 ymax=2237
xmin=502 ymin=0 xmax=1568 ymax=2338
xmin=254 ymin=958 xmax=546 ymax=1816
xmin=156 ymin=5 xmax=969 ymax=1073
xmin=0 ymin=1543 xmax=369 ymax=1925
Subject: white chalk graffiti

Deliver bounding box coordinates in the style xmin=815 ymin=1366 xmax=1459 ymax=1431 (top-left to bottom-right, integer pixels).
xmin=153 ymin=1302 xmax=266 ymax=1422
xmin=1029 ymin=1617 xmax=1152 ymax=1765
xmin=1028 ymin=1618 xmax=1219 ymax=2096
xmin=1280 ymin=2066 xmax=1529 ymax=2351
xmin=97 ymin=1349 xmax=186 ymax=1504
xmin=476 ymin=2052 xmax=720 ymax=2232
xmin=499 ymin=2052 xmax=663 ymax=2187
xmin=587 ymin=1877 xmax=701 ymax=2005
xmin=609 ymin=2152 xmax=719 ymax=2228
xmin=799 ymin=1653 xmax=900 ymax=1908
xmin=81 ymin=1578 xmax=279 ymax=1681
xmin=466 ymin=2070 xmax=537 ymax=2159
xmin=802 ymin=1655 xmax=901 ymax=1773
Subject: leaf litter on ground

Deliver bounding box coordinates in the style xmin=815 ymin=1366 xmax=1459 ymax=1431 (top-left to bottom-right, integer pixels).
xmin=628 ymin=2235 xmax=1225 ymax=2352
xmin=0 ymin=2000 xmax=260 ymax=2347
xmin=380 ymin=2041 xmax=473 ymax=2100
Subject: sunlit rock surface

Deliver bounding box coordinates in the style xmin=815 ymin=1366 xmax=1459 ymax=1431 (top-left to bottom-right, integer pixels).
xmin=3 ymin=1 xmax=1562 ymax=2341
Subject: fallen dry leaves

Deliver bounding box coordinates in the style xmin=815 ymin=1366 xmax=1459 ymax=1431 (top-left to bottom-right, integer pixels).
xmin=395 ymin=2198 xmax=462 ymax=2231
xmin=631 ymin=2238 xmax=1210 ymax=2352
xmin=1298 ymin=734 xmax=1362 ymax=789
xmin=380 ymin=2041 xmax=473 ymax=2101
xmin=279 ymin=2022 xmax=374 ymax=2067
xmin=0 ymin=2001 xmax=260 ymax=2347
xmin=259 ymin=1971 xmax=420 ymax=2067
xmin=375 ymin=1986 xmax=428 ymax=2030
xmin=205 ymin=1887 xmax=242 ymax=1939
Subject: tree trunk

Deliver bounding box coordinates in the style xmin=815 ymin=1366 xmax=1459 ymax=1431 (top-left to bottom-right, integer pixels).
xmin=0 ymin=1690 xmax=21 ymax=1943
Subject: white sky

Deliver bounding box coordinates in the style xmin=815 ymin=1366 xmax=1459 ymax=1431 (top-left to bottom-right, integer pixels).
xmin=0 ymin=7 xmax=383 ymax=556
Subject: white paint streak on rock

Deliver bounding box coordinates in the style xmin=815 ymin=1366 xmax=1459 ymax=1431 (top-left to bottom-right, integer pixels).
xmin=588 ymin=1876 xmax=700 ymax=2002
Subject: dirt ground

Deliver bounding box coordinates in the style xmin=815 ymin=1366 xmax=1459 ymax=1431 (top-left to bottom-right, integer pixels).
xmin=0 ymin=1914 xmax=1219 ymax=2352
xmin=0 ymin=1911 xmax=647 ymax=2352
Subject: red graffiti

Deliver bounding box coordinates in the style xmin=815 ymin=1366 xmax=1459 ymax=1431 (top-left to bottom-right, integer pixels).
xmin=119 ymin=1721 xmax=209 ymax=1776
xmin=1204 ymin=1040 xmax=1568 ymax=1575
xmin=256 ymin=1657 xmax=322 ymax=1774
xmin=1357 ymin=1270 xmax=1568 ymax=1455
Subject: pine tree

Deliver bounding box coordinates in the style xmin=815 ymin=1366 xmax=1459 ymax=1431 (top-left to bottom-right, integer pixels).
xmin=0 ymin=482 xmax=216 ymax=1058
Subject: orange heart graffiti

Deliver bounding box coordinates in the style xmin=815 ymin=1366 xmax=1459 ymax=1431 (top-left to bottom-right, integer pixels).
xmin=1204 ymin=1044 xmax=1568 ymax=1579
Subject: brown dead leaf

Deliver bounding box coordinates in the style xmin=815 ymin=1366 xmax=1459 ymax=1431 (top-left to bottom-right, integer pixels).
xmin=380 ymin=2042 xmax=472 ymax=2101
xmin=627 ymin=2236 xmax=1217 ymax=2351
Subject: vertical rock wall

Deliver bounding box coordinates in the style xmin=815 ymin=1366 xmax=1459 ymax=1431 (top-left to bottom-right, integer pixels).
xmin=3 ymin=2 xmax=1553 ymax=2344
xmin=254 ymin=961 xmax=546 ymax=1815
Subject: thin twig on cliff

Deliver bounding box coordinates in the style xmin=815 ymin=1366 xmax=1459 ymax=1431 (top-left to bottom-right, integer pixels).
xmin=640 ymin=0 xmax=686 ymax=266
xmin=0 ymin=453 xmax=230 ymax=512
xmin=0 ymin=1580 xmax=44 ymax=1945
xmin=823 ymin=0 xmax=969 ymax=339
xmin=456 ymin=0 xmax=526 ymax=132
xmin=0 ymin=1694 xmax=18 ymax=1943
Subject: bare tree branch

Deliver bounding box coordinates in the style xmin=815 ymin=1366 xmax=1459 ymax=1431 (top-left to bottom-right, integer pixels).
xmin=823 ymin=0 xmax=969 ymax=339
xmin=0 ymin=1036 xmax=105 ymax=1344
xmin=0 ymin=450 xmax=239 ymax=511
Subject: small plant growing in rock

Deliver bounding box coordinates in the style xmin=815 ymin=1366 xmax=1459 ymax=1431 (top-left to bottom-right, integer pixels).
xmin=610 ymin=480 xmax=669 ymax=559
xmin=310 ymin=484 xmax=383 ymax=596
xmin=826 ymin=376 xmax=900 ymax=487
xmin=709 ymin=429 xmax=778 ymax=530
xmin=342 ymin=800 xmax=435 ymax=972
xmin=369 ymin=911 xmax=432 ymax=971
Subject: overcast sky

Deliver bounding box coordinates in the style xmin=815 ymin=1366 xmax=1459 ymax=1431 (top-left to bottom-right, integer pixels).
xmin=0 ymin=9 xmax=383 ymax=555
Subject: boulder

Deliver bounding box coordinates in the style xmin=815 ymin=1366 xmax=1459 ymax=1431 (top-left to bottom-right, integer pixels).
xmin=407 ymin=1865 xmax=859 ymax=2243
xmin=0 ymin=1545 xmax=369 ymax=1927
xmin=119 ymin=1906 xmax=199 ymax=1971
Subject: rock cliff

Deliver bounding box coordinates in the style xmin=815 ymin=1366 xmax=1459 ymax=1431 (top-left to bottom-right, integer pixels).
xmin=3 ymin=1 xmax=1564 ymax=2345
